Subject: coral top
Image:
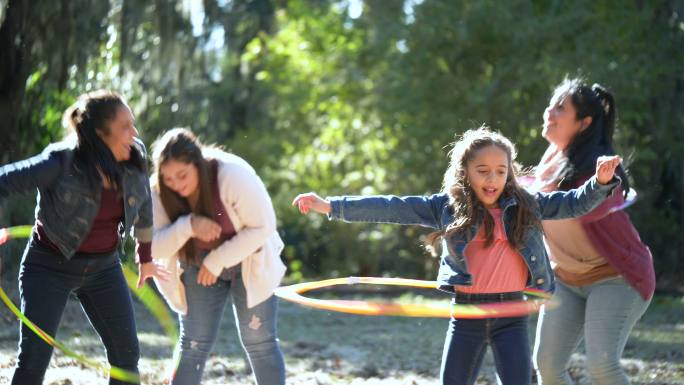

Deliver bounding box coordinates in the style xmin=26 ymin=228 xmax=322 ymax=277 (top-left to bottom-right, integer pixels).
xmin=456 ymin=208 xmax=528 ymax=294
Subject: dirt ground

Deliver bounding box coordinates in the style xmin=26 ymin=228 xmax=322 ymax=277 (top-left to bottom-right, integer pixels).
xmin=0 ymin=285 xmax=682 ymax=384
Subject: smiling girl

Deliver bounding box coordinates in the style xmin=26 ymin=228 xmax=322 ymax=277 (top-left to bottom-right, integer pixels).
xmin=293 ymin=126 xmax=622 ymax=385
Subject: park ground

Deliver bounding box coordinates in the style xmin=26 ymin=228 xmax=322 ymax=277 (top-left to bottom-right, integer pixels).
xmin=0 ymin=283 xmax=682 ymax=384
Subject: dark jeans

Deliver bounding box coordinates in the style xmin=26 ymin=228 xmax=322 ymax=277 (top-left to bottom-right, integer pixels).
xmin=440 ymin=292 xmax=531 ymax=385
xmin=12 ymin=241 xmax=140 ymax=385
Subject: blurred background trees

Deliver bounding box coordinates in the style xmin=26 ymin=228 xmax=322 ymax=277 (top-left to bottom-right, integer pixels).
xmin=1 ymin=0 xmax=682 ymax=292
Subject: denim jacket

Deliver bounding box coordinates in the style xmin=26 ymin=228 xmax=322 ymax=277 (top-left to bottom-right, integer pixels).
xmin=0 ymin=137 xmax=153 ymax=259
xmin=328 ymin=175 xmax=619 ymax=293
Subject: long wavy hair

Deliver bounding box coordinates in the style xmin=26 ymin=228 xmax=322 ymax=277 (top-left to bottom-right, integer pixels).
xmin=151 ymin=128 xmax=216 ymax=265
xmin=426 ymin=127 xmax=540 ymax=251
xmin=62 ymin=90 xmax=144 ymax=188
xmin=551 ymin=78 xmax=629 ymax=196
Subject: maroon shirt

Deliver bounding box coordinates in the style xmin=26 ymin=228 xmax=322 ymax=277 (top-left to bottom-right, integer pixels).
xmin=193 ymin=160 xmax=237 ymax=253
xmin=192 ymin=160 xmax=238 ymax=280
xmin=34 ymin=187 xmax=152 ymax=263
xmin=574 ymin=177 xmax=655 ymax=299
xmin=78 ymin=187 xmax=122 ymax=252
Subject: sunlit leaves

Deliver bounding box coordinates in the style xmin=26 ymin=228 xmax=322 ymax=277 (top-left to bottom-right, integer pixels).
xmin=4 ymin=0 xmax=682 ymax=285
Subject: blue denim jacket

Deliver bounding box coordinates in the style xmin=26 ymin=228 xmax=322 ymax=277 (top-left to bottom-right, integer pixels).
xmin=0 ymin=137 xmax=153 ymax=259
xmin=328 ymin=175 xmax=619 ymax=293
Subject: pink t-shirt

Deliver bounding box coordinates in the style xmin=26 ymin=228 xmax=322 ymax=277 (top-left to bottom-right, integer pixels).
xmin=455 ymin=208 xmax=528 ymax=294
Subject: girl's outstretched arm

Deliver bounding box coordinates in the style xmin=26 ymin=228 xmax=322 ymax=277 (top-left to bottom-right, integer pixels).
xmin=293 ymin=192 xmax=447 ymax=229
xmin=293 ymin=192 xmax=331 ymax=215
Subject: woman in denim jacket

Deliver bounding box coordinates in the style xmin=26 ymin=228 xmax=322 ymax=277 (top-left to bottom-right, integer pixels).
xmin=293 ymin=127 xmax=622 ymax=385
xmin=532 ymin=79 xmax=655 ymax=385
xmin=0 ymin=90 xmax=168 ymax=385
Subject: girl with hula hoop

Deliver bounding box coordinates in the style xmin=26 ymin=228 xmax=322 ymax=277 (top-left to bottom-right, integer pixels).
xmin=294 ymin=126 xmax=623 ymax=385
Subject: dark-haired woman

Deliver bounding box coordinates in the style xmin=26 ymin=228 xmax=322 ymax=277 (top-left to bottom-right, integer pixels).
xmin=531 ymin=79 xmax=655 ymax=385
xmin=150 ymin=128 xmax=286 ymax=385
xmin=0 ymin=90 xmax=168 ymax=384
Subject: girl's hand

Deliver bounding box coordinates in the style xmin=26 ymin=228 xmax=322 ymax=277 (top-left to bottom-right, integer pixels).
xmin=292 ymin=192 xmax=331 ymax=215
xmin=191 ymin=215 xmax=222 ymax=242
xmin=136 ymin=261 xmax=172 ymax=289
xmin=197 ymin=264 xmax=218 ymax=286
xmin=595 ymin=155 xmax=622 ymax=185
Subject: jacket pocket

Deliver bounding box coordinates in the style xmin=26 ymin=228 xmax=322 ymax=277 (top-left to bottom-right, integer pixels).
xmin=52 ymin=176 xmax=92 ymax=218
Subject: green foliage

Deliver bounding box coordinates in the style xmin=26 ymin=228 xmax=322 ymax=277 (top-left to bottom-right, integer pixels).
xmin=2 ymin=0 xmax=682 ymax=290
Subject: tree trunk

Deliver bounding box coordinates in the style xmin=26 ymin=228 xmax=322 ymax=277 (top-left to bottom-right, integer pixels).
xmin=0 ymin=0 xmax=31 ymax=163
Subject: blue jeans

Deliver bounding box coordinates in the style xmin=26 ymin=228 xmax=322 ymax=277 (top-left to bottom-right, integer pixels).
xmin=171 ymin=264 xmax=285 ymax=385
xmin=13 ymin=241 xmax=140 ymax=385
xmin=533 ymin=277 xmax=650 ymax=385
xmin=441 ymin=296 xmax=531 ymax=385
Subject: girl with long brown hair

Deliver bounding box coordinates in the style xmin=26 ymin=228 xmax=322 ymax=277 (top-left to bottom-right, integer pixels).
xmin=294 ymin=126 xmax=622 ymax=385
xmin=150 ymin=128 xmax=286 ymax=385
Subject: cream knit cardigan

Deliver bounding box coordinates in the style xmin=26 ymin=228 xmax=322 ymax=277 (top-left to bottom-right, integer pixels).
xmin=151 ymin=149 xmax=286 ymax=314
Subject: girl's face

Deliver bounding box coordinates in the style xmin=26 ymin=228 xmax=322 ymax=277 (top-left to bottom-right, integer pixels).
xmin=466 ymin=145 xmax=509 ymax=208
xmin=160 ymin=159 xmax=200 ymax=198
xmin=542 ymin=92 xmax=590 ymax=150
xmin=98 ymin=105 xmax=139 ymax=162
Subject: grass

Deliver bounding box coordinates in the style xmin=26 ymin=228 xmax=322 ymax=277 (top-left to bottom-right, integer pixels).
xmin=0 ymin=283 xmax=682 ymax=384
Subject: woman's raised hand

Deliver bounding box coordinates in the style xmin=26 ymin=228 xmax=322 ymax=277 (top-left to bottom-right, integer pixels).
xmin=292 ymin=192 xmax=331 ymax=215
xmin=595 ymin=155 xmax=622 ymax=185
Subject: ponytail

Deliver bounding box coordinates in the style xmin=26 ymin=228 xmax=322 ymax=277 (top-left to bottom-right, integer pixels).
xmin=591 ymin=83 xmax=616 ymax=146
xmin=552 ymin=78 xmax=630 ymax=198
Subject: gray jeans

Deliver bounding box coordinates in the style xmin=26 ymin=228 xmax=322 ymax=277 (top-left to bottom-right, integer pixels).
xmin=171 ymin=264 xmax=285 ymax=385
xmin=533 ymin=277 xmax=650 ymax=385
